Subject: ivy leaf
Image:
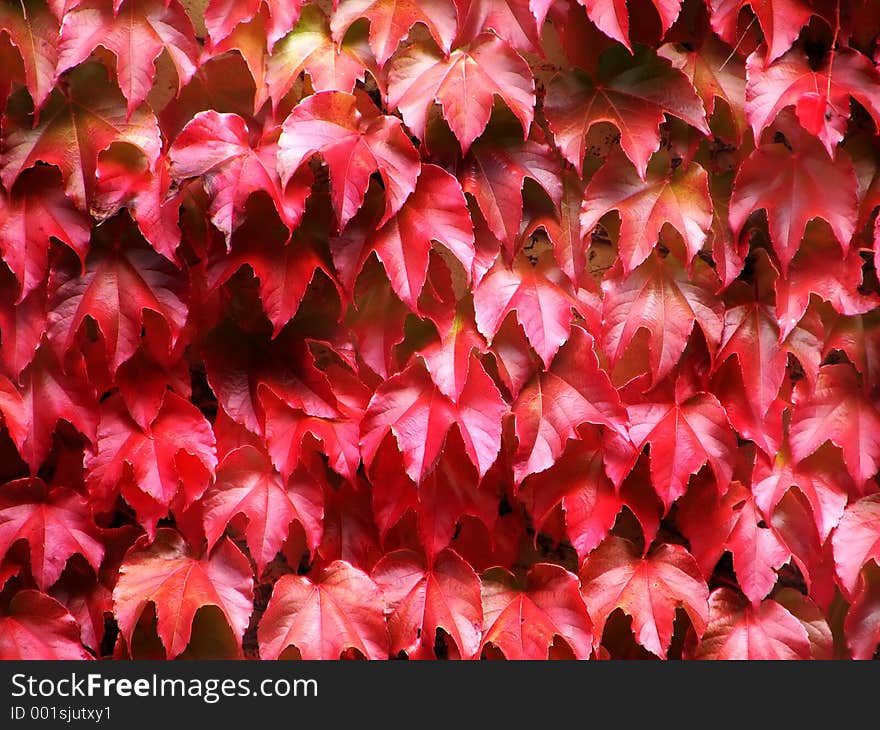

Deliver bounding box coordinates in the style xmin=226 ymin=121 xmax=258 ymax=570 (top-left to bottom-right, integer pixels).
xmin=832 ymin=494 xmax=880 ymax=598
xmin=277 ymin=90 xmax=420 ymax=230
xmin=729 ymin=134 xmax=859 ymax=274
xmin=658 ymin=37 xmax=747 ymax=143
xmin=85 ymin=393 xmax=217 ymax=535
xmin=708 ymin=0 xmax=814 ymax=66
xmin=453 ymin=0 xmax=548 ymax=54
xmin=0 ymin=346 xmax=98 ymax=474
xmin=0 ymin=0 xmax=59 ymax=114
xmin=0 ymin=167 xmax=91 ymax=301
xmin=580 ymin=151 xmax=712 ymax=273
xmin=0 ymin=590 xmax=91 ymax=659
xmin=113 ymin=528 xmax=254 ymax=658
xmin=473 ymin=253 xmax=581 ymax=370
xmin=752 ymin=446 xmax=850 ymax=544
xmin=203 ymin=0 xmax=304 ymax=50
xmin=578 ymin=0 xmax=683 ymax=51
xmin=360 ymin=356 xmax=507 ymax=483
xmin=790 ymin=363 xmax=880 ymax=487
xmin=267 ymin=5 xmax=376 ymax=108
xmin=518 ymin=432 xmax=623 ymax=563
xmin=0 ymin=62 xmax=162 ymax=211
xmin=545 ymin=46 xmax=709 ymax=179
xmin=745 ymin=47 xmax=880 ymax=157
xmin=366 ymin=164 xmax=474 ymax=311
xmin=56 ymin=0 xmax=199 ymax=117
xmin=580 ymin=536 xmax=708 ymax=658
xmin=628 ymin=389 xmax=737 ymax=510
xmin=202 ymin=445 xmax=323 ymax=575
xmin=774 ymin=226 xmax=878 ymax=338
xmin=600 ymin=252 xmax=723 ymax=386
xmin=47 ymin=237 xmax=188 ymax=374
xmin=511 ymin=326 xmax=628 ymax=483
xmin=460 ymin=127 xmax=561 ymax=248
xmin=386 ymin=33 xmax=534 ymax=154
xmin=331 ymin=0 xmax=458 ymax=65
xmin=258 ymin=560 xmax=389 ymax=659
xmin=170 ymin=111 xmax=310 ymax=240
xmin=695 ymin=587 xmax=812 ymax=659
xmin=372 ymin=548 xmax=482 ymax=659
xmin=480 ymin=564 xmax=593 ymax=659
xmin=0 ymin=477 xmax=104 ymax=591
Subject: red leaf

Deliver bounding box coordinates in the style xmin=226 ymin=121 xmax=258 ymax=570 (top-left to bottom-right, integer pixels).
xmin=267 ymin=5 xmax=375 ymax=107
xmin=752 ymin=446 xmax=850 ymax=544
xmin=832 ymin=494 xmax=880 ymax=598
xmin=203 ymin=445 xmax=323 ymax=574
xmin=0 ymin=168 xmax=91 ymax=300
xmin=774 ymin=226 xmax=878 ymax=338
xmin=454 ymin=0 xmax=549 ymax=53
xmin=579 ymin=0 xmax=682 ymax=50
xmin=474 ymin=253 xmax=581 ymax=369
xmin=695 ymin=587 xmax=811 ymax=659
xmin=277 ymin=90 xmax=420 ymax=230
xmin=580 ymin=151 xmax=712 ymax=273
xmin=544 ymin=46 xmax=708 ymax=179
xmin=845 ymin=563 xmax=880 ymax=660
xmin=386 ymin=33 xmax=534 ymax=154
xmin=419 ymin=300 xmax=485 ymax=401
xmin=56 ymin=0 xmax=199 ymax=117
xmin=413 ymin=435 xmax=498 ymax=559
xmin=258 ymin=560 xmax=389 ymax=659
xmin=675 ymin=472 xmax=741 ymax=578
xmin=0 ymin=589 xmax=91 ymax=659
xmin=790 ymin=363 xmax=880 ymax=487
xmin=708 ymin=0 xmax=813 ymax=66
xmin=115 ymin=332 xmax=190 ymax=431
xmin=526 ymin=169 xmax=589 ymax=287
xmin=459 ymin=129 xmax=561 ymax=248
xmin=580 ymin=536 xmax=708 ymax=658
xmin=169 ymin=111 xmax=310 ymax=240
xmin=85 ymin=393 xmax=216 ymax=534
xmin=93 ymin=152 xmax=182 ymax=262
xmin=331 ymin=0 xmax=458 ymax=65
xmin=360 ymin=356 xmax=506 ymax=482
xmin=713 ymin=299 xmax=788 ymax=419
xmin=261 ymin=389 xmax=363 ymax=484
xmin=658 ymin=37 xmax=747 ymax=144
xmin=0 ymin=0 xmax=59 ymax=113
xmin=1 ymin=63 xmax=161 ymax=211
xmin=628 ymin=389 xmax=737 ymax=510
xmin=113 ymin=528 xmax=254 ymax=658
xmin=723 ymin=487 xmax=790 ymax=605
xmin=480 ymin=563 xmax=593 ymax=659
xmin=0 ymin=275 xmax=46 ymax=378
xmin=773 ymin=587 xmax=834 ymax=659
xmin=317 ymin=481 xmax=383 ymax=572
xmin=745 ymin=47 xmax=880 ymax=157
xmin=678 ymin=480 xmax=789 ymax=604
xmin=600 ymin=252 xmax=723 ymax=386
xmin=204 ymin=0 xmax=303 ymax=50
xmin=519 ymin=432 xmax=623 ymax=563
xmin=511 ymin=326 xmax=627 ymax=483
xmin=372 ymin=548 xmax=482 ymax=659
xmin=729 ymin=135 xmax=859 ymax=273
xmin=367 ymin=164 xmax=474 ymax=311
xmin=47 ymin=238 xmax=188 ymax=374
xmin=209 ymin=232 xmax=336 ymax=338
xmin=0 ymin=477 xmax=103 ymax=590
xmin=0 ymin=346 xmax=98 ymax=474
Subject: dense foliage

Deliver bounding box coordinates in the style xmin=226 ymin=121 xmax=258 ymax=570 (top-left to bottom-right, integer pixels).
xmin=0 ymin=0 xmax=879 ymax=660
